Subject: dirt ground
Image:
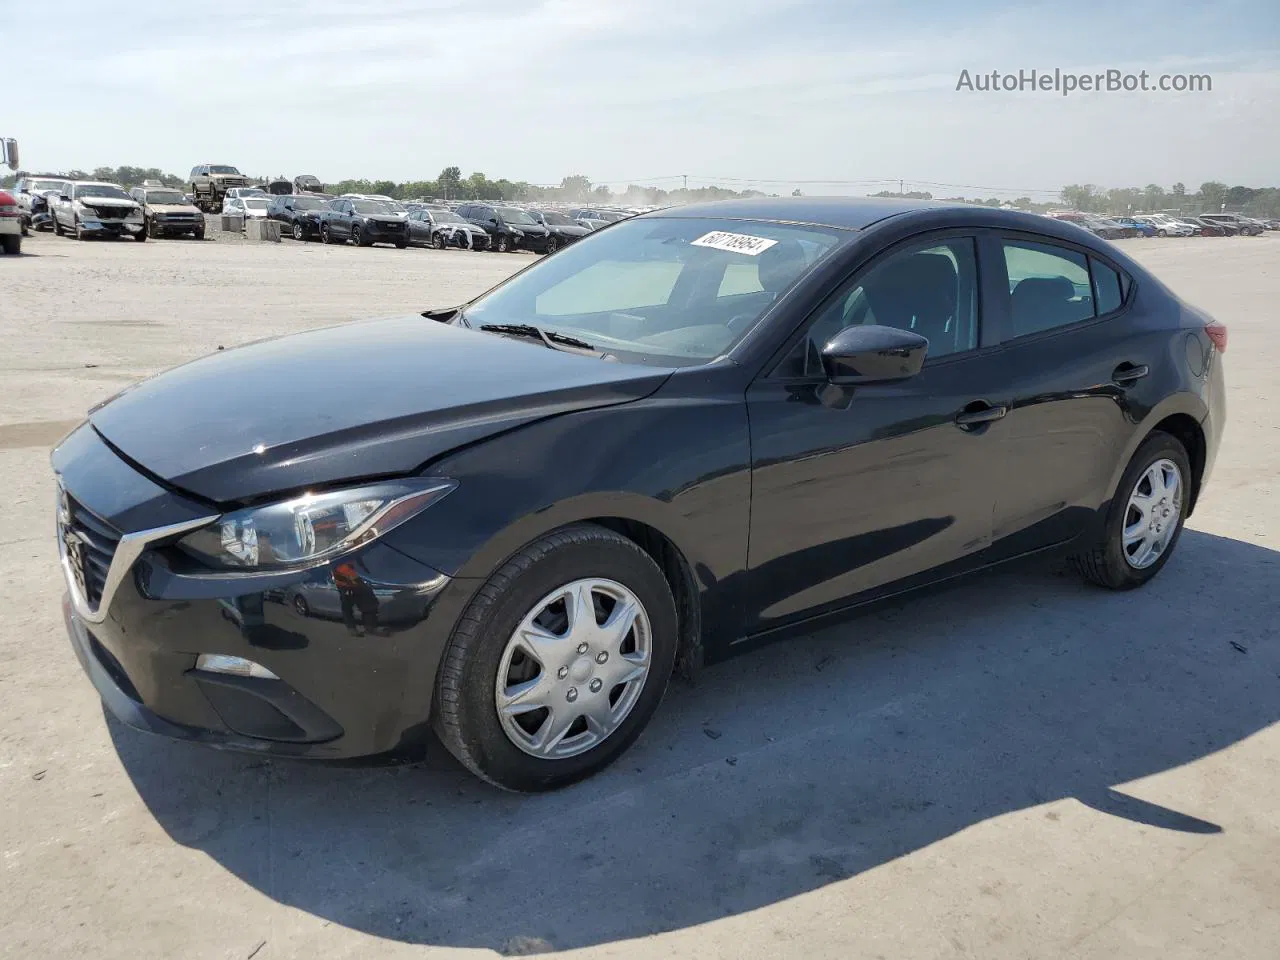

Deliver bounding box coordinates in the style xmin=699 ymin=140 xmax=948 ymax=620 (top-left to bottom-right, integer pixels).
xmin=1 ymin=227 xmax=1278 ymax=960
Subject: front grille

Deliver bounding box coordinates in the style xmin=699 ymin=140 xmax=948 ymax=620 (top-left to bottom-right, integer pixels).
xmin=88 ymin=206 xmax=133 ymax=220
xmin=63 ymin=496 xmax=121 ymax=609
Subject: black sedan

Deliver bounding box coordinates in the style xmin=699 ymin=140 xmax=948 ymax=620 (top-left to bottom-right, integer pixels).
xmin=267 ymin=194 xmax=333 ymax=241
xmin=53 ymin=197 xmax=1226 ymax=791
xmin=318 ymin=197 xmax=408 ymax=247
xmin=527 ymin=209 xmax=592 ymax=251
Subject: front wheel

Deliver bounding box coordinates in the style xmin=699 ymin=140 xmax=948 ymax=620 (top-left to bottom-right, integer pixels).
xmin=434 ymin=524 xmax=678 ymax=792
xmin=544 ymin=236 xmax=559 ymax=255
xmin=494 ymin=235 xmax=509 ymax=253
xmin=1069 ymin=431 xmax=1191 ymax=589
xmin=293 ymin=221 xmax=305 ymax=241
xmin=320 ymin=223 xmax=332 ymax=244
xmin=134 ymin=225 xmax=147 ymax=242
xmin=431 ymin=232 xmax=446 ymax=249
xmin=0 ymin=234 xmax=19 ymax=255
xmin=352 ymin=224 xmax=368 ymax=246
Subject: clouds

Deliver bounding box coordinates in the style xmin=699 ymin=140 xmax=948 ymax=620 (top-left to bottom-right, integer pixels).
xmin=9 ymin=0 xmax=1279 ymax=194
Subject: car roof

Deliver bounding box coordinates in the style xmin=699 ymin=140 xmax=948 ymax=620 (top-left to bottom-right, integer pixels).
xmin=642 ymin=196 xmax=973 ymax=229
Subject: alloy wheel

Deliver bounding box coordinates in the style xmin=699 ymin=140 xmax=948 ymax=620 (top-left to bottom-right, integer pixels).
xmin=494 ymin=578 xmax=652 ymax=759
xmin=1122 ymin=458 xmax=1182 ymax=569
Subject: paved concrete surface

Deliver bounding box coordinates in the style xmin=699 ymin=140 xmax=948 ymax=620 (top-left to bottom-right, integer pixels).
xmin=1 ymin=230 xmax=1277 ymax=959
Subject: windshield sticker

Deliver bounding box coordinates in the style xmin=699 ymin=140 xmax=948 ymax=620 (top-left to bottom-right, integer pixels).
xmin=690 ymin=230 xmax=778 ymax=256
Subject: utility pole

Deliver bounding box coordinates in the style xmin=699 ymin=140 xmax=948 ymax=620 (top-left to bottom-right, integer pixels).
xmin=682 ymin=174 xmax=688 ymax=190
xmin=899 ymin=179 xmax=904 ymax=195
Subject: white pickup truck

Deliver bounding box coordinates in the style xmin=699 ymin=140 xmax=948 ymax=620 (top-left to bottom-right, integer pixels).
xmin=50 ymin=181 xmax=146 ymax=241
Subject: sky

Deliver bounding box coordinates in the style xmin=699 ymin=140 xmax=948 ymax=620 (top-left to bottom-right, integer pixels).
xmin=7 ymin=0 xmax=1280 ymax=199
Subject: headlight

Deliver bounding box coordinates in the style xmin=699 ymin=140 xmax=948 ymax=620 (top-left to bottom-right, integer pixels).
xmin=75 ymin=204 xmax=99 ymax=219
xmin=177 ymin=478 xmax=456 ymax=571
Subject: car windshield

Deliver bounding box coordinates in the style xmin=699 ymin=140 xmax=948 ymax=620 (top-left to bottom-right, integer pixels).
xmin=76 ymin=184 xmax=130 ymax=199
xmin=433 ymin=210 xmax=466 ymax=224
xmin=146 ymin=190 xmax=186 ymax=204
xmin=243 ymin=198 xmax=268 ymax=210
xmin=292 ymin=196 xmax=327 ymax=210
xmin=31 ymin=179 xmax=63 ymax=192
xmin=464 ymin=216 xmax=845 ymax=365
xmin=236 ymin=189 xmax=267 ymax=197
xmin=209 ymin=166 xmax=241 ymax=175
xmin=497 ymin=207 xmax=538 ymax=225
xmin=540 ymin=211 xmax=577 ymax=226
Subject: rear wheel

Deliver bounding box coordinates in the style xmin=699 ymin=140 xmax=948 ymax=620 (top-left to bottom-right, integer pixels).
xmin=434 ymin=524 xmax=678 ymax=792
xmin=1 ymin=234 xmax=19 ymax=255
xmin=1070 ymin=431 xmax=1191 ymax=589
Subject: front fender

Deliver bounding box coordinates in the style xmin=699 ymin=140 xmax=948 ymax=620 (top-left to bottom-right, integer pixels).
xmin=381 ymin=393 xmax=753 ymax=649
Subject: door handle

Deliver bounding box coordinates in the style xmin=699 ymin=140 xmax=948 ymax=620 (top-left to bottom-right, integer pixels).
xmin=954 ymin=401 xmax=1008 ymax=428
xmin=1112 ymin=362 xmax=1149 ymax=385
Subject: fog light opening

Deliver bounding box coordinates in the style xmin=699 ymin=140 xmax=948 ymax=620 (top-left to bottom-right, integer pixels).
xmin=195 ymin=654 xmax=279 ymax=680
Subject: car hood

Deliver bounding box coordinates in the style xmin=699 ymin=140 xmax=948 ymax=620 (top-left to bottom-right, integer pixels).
xmin=548 ymin=224 xmax=591 ymax=237
xmin=89 ymin=315 xmax=671 ymax=504
xmin=79 ymin=196 xmax=137 ymax=209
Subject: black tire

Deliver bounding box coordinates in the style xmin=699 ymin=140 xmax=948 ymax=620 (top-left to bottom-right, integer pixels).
xmin=434 ymin=523 xmax=678 ymax=792
xmin=52 ymin=215 xmax=63 ymax=237
xmin=292 ymin=221 xmax=304 ymax=241
xmin=352 ymin=224 xmax=369 ymax=247
xmin=134 ymin=226 xmax=147 ymax=242
xmin=431 ymin=232 xmax=446 ymax=249
xmin=193 ymin=228 xmax=205 ymax=241
xmin=395 ymin=240 xmax=407 ymax=249
xmin=320 ymin=223 xmax=332 ymax=244
xmin=545 ymin=236 xmax=559 ymax=255
xmin=74 ymin=216 xmax=88 ymax=241
xmin=293 ymin=595 xmax=310 ymax=617
xmin=1157 ymin=229 xmax=1167 ymax=237
xmin=1 ymin=234 xmax=19 ymax=255
xmin=494 ymin=234 xmax=509 ymax=253
xmin=1069 ymin=430 xmax=1192 ymax=589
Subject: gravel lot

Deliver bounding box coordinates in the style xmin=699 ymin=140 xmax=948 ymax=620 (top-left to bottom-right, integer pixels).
xmin=2 ymin=228 xmax=1278 ymax=960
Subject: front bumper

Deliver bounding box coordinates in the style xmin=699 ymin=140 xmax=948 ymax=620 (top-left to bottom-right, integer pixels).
xmin=79 ymin=218 xmax=144 ymax=236
xmin=53 ymin=426 xmax=477 ymax=760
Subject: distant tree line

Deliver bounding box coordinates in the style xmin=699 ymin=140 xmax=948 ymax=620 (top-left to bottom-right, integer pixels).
xmin=1060 ymin=181 xmax=1280 ymax=217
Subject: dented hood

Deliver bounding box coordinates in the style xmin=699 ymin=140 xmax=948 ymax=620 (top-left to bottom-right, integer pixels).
xmin=88 ymin=316 xmax=670 ymax=504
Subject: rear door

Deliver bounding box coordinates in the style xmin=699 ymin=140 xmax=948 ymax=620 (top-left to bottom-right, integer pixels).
xmin=983 ymin=233 xmax=1154 ymax=557
xmin=744 ymin=233 xmax=1011 ymax=634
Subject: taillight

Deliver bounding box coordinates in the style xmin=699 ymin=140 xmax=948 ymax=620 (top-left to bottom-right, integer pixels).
xmin=1205 ymin=320 xmax=1228 ymax=353
xmin=0 ymin=189 xmax=17 ymax=217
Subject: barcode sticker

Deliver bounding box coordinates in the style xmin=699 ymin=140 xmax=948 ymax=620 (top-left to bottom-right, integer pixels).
xmin=690 ymin=230 xmax=778 ymax=256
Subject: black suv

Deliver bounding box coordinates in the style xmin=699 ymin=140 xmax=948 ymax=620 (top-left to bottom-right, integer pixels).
xmin=455 ymin=203 xmax=550 ymax=253
xmin=317 ymin=197 xmax=408 ymax=248
xmin=267 ymin=194 xmax=333 ymax=241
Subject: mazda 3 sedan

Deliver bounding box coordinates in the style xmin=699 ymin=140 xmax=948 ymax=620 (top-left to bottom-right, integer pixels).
xmin=53 ymin=197 xmax=1226 ymax=791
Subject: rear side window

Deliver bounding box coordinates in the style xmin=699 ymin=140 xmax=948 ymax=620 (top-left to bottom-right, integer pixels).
xmin=1003 ymin=241 xmax=1094 ymax=338
xmin=1090 ymin=259 xmax=1125 ymax=315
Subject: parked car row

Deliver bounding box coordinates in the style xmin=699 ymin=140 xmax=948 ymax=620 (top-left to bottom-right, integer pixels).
xmin=256 ymin=194 xmax=611 ymax=253
xmin=1050 ymin=210 xmax=1276 ymax=238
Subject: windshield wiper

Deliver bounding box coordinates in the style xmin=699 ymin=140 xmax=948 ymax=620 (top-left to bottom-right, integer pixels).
xmin=479 ymin=323 xmax=600 ymax=354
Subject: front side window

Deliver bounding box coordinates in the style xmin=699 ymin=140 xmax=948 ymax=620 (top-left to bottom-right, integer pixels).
xmin=772 ymin=237 xmax=979 ymax=378
xmin=1003 ymin=240 xmax=1095 ymax=337
xmin=464 ymin=217 xmax=844 ymax=365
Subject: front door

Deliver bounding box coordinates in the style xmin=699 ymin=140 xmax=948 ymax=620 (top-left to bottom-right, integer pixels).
xmin=744 ymin=235 xmax=1008 ymax=634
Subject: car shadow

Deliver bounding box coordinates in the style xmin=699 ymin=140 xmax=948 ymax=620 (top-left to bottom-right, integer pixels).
xmin=110 ymin=529 xmax=1280 ymax=953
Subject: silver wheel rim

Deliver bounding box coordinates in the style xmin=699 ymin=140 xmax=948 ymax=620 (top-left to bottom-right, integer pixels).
xmin=495 ymin=578 xmax=652 ymax=759
xmin=1122 ymin=458 xmax=1182 ymax=569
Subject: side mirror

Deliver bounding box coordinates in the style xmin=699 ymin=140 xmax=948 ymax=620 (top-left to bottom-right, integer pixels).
xmin=820 ymin=324 xmax=928 ymax=385
xmin=60 ymin=194 xmax=71 ymax=202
